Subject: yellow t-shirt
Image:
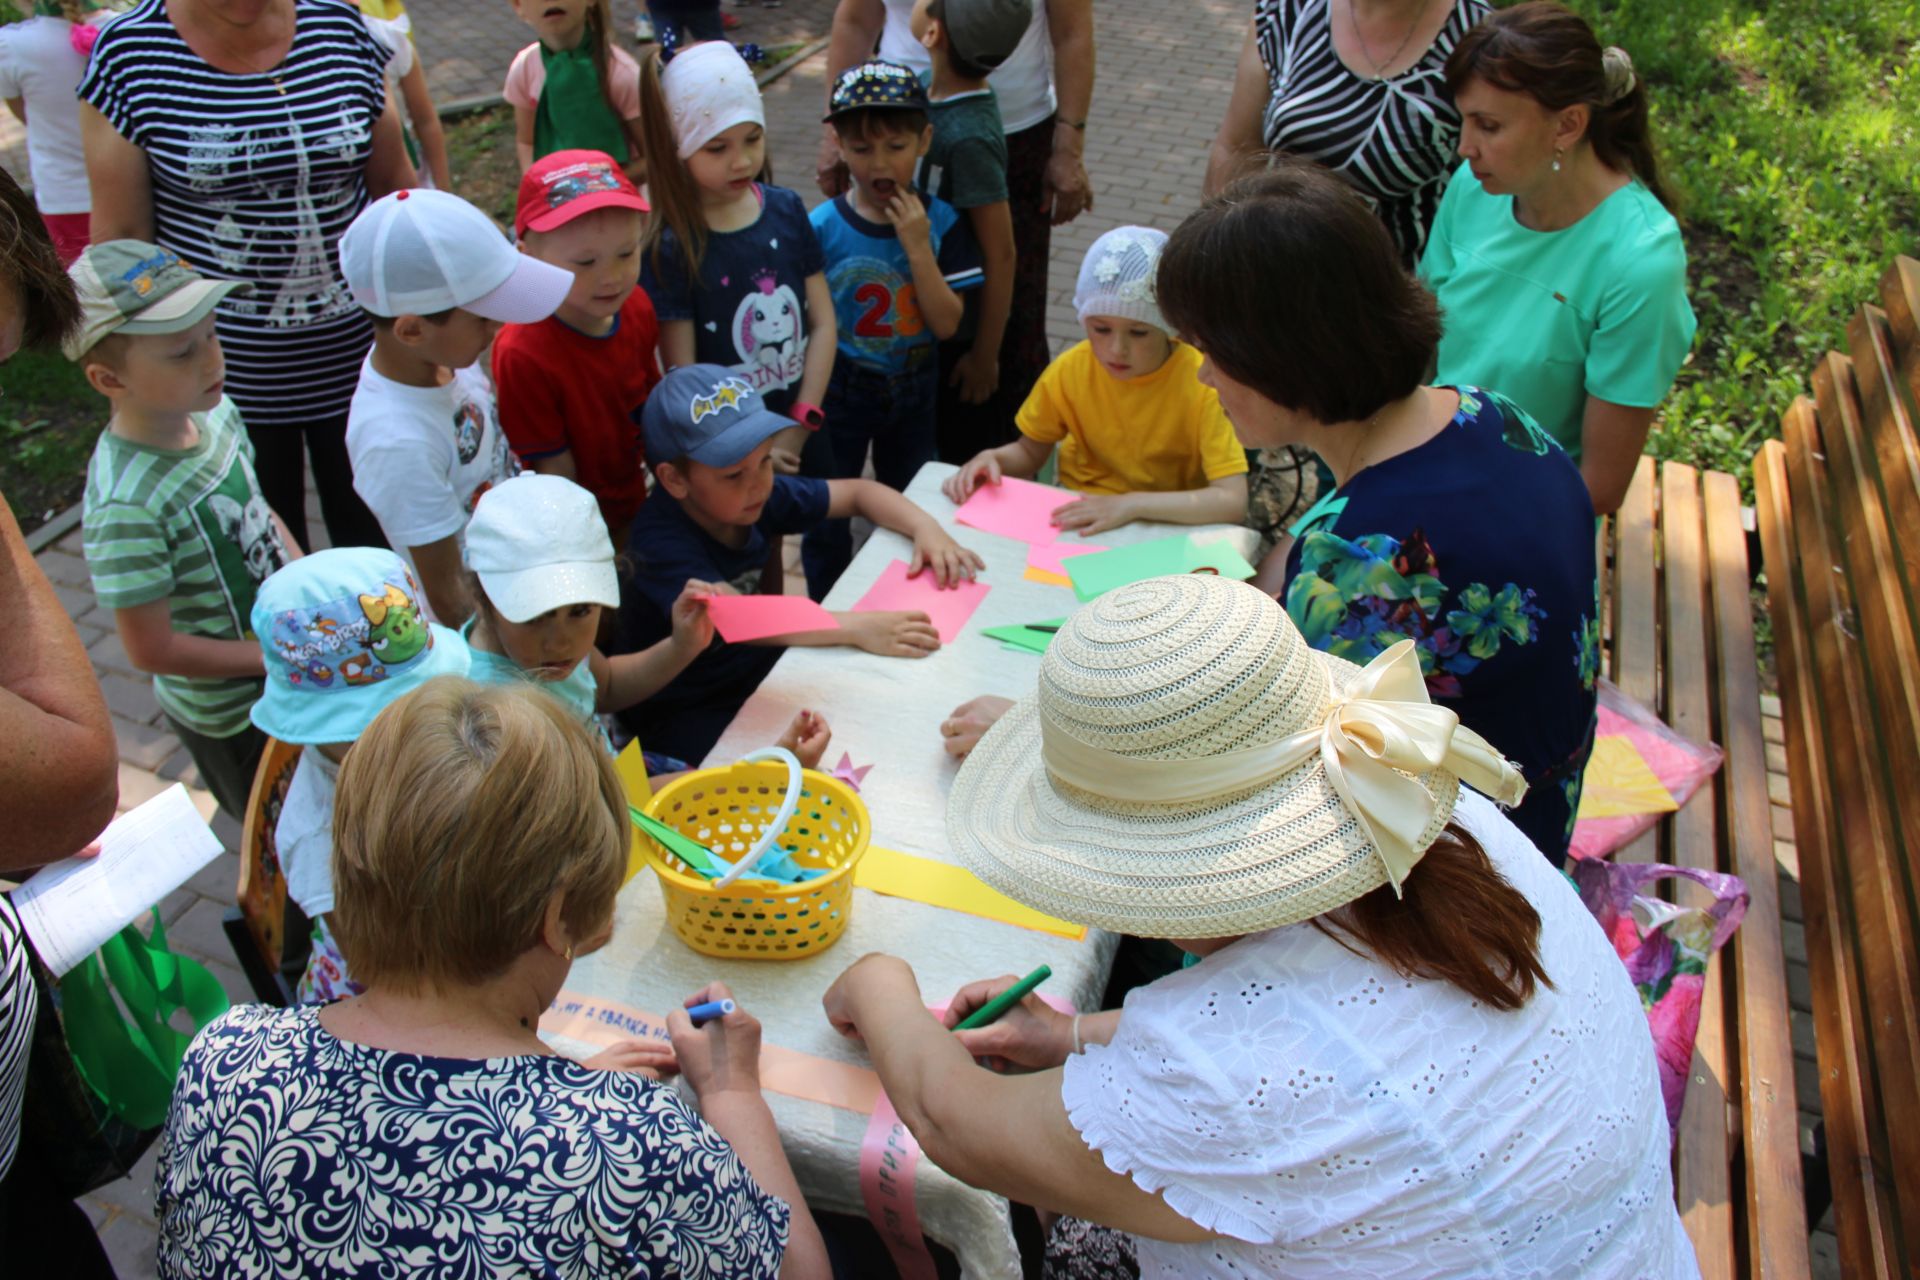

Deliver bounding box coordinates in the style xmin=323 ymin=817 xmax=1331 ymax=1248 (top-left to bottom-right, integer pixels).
xmin=1015 ymin=341 xmax=1247 ymax=497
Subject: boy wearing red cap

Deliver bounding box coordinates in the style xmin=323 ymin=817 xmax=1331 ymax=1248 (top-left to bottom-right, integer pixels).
xmin=494 ymin=150 xmax=661 ymax=547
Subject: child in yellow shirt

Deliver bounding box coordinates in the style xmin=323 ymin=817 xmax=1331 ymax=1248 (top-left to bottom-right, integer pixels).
xmin=942 ymin=226 xmax=1248 ymax=535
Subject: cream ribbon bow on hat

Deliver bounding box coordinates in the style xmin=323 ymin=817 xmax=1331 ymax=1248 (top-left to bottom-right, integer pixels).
xmin=1040 ymin=640 xmax=1528 ymax=892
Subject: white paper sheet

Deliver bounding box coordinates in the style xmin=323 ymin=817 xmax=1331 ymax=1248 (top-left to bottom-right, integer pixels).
xmin=13 ymin=784 xmax=223 ymax=976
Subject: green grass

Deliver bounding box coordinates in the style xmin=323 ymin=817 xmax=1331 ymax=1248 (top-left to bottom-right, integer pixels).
xmin=1565 ymin=0 xmax=1920 ymax=487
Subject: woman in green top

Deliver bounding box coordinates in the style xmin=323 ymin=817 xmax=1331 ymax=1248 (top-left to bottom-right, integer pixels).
xmin=1419 ymin=2 xmax=1695 ymax=515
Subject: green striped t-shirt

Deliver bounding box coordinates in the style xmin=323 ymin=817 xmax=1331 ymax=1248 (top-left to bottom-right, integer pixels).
xmin=82 ymin=398 xmax=290 ymax=736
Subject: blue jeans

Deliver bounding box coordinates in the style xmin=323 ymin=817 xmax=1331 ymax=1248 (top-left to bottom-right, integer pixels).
xmin=800 ymin=350 xmax=938 ymax=600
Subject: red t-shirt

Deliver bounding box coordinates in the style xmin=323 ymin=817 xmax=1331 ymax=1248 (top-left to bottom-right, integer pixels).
xmin=492 ymin=289 xmax=661 ymax=533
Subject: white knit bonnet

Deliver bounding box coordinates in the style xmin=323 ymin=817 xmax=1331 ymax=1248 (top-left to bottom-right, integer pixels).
xmin=1073 ymin=225 xmax=1168 ymax=333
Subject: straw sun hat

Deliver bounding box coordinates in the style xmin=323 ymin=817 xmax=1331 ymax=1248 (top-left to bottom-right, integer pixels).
xmin=946 ymin=575 xmax=1529 ymax=938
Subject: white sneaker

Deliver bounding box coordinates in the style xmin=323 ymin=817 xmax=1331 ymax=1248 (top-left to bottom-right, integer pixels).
xmin=634 ymin=14 xmax=655 ymax=41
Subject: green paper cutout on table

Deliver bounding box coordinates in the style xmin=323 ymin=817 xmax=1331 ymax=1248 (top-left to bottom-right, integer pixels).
xmin=1065 ymin=535 xmax=1258 ymax=601
xmin=981 ymin=618 xmax=1068 ymax=654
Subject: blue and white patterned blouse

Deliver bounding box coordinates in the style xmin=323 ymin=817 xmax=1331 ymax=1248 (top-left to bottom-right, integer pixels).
xmin=156 ymin=1004 xmax=790 ymax=1279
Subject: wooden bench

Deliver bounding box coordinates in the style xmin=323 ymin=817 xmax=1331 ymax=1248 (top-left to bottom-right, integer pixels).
xmin=1753 ymin=253 xmax=1920 ymax=1278
xmin=1599 ymin=457 xmax=1809 ymax=1277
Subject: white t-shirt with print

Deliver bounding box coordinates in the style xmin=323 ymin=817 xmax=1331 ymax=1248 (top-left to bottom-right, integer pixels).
xmin=0 ymin=14 xmax=107 ymax=212
xmin=346 ymin=356 xmax=519 ymax=612
xmin=1060 ymin=788 xmax=1699 ymax=1280
xmin=276 ymin=748 xmax=340 ymax=919
xmin=876 ymin=0 xmax=1057 ymax=133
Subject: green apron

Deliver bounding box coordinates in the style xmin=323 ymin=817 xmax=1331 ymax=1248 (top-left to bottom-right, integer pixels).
xmin=534 ymin=38 xmax=629 ymax=161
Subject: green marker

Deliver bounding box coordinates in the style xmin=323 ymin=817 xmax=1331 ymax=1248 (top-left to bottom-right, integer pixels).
xmin=954 ymin=963 xmax=1052 ymax=1030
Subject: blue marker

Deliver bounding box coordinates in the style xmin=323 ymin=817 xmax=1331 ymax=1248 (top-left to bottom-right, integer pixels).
xmin=686 ymin=998 xmax=736 ymax=1026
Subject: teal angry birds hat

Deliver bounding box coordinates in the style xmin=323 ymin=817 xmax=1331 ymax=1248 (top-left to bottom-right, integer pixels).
xmin=249 ymin=548 xmax=471 ymax=745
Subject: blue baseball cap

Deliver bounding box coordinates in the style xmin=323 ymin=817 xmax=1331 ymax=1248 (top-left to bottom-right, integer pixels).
xmin=249 ymin=548 xmax=471 ymax=745
xmin=642 ymin=363 xmax=795 ymax=468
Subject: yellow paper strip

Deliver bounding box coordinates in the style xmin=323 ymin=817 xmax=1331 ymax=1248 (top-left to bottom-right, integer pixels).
xmin=614 ymin=740 xmax=655 ymax=884
xmin=1024 ymin=566 xmax=1074 ymax=588
xmin=1576 ymin=734 xmax=1679 ymax=819
xmin=855 ymin=845 xmax=1088 ymax=940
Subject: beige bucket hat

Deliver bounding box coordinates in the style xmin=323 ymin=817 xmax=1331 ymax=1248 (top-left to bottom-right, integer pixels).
xmin=946 ymin=575 xmax=1529 ymax=938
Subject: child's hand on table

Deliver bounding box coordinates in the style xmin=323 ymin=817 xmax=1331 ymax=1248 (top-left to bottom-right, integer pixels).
xmin=581 ymin=1038 xmax=680 ymax=1080
xmin=944 ymin=972 xmax=1076 ymax=1072
xmin=908 ymin=528 xmax=985 ymax=587
xmin=938 ymin=695 xmax=1013 ymax=758
xmin=941 ymin=452 xmax=1002 ymax=504
xmin=668 ymin=579 xmax=725 ymax=653
xmin=667 ymin=982 xmax=763 ymax=1102
xmin=1051 ymin=493 xmax=1139 ymax=537
xmin=776 ymin=709 xmax=832 ymax=769
xmin=845 ymin=610 xmax=940 ymax=658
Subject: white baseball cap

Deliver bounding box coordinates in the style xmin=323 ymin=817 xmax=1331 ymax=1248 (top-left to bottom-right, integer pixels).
xmin=339 ymin=188 xmax=572 ymax=322
xmin=464 ymin=475 xmax=620 ymax=623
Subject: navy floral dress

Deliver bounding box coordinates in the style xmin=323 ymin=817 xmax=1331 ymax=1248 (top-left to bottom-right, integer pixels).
xmin=156 ymin=1004 xmax=790 ymax=1279
xmin=1282 ymin=387 xmax=1600 ymax=862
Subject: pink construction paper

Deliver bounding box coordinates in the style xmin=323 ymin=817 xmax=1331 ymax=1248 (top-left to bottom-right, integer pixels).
xmin=1027 ymin=540 xmax=1109 ymax=577
xmin=851 ymin=560 xmax=990 ymax=645
xmin=699 ymin=594 xmax=838 ymax=643
xmin=953 ymin=476 xmax=1076 ymax=545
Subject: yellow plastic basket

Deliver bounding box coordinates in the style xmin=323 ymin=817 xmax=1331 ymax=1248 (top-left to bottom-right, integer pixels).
xmin=638 ymin=760 xmax=870 ymax=959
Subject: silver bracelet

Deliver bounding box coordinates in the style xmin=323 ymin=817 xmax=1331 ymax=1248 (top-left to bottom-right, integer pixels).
xmin=1071 ymin=1013 xmax=1084 ymax=1055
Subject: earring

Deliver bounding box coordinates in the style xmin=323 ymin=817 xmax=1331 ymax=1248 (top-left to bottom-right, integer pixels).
xmin=1551 ymin=146 xmax=1564 ymax=173
xmin=563 ymin=944 xmax=574 ymax=961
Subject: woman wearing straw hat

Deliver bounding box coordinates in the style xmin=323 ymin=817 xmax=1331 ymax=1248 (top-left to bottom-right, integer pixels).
xmin=945 ymin=160 xmax=1601 ymax=867
xmin=829 ymin=574 xmax=1694 ymax=1278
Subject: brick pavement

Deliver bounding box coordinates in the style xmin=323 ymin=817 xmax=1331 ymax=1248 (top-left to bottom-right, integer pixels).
xmin=12 ymin=0 xmax=1836 ymax=1272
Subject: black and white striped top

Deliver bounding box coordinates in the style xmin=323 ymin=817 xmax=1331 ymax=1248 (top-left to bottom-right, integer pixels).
xmin=79 ymin=0 xmax=387 ymax=432
xmin=1256 ymin=0 xmax=1489 ymax=266
xmin=0 ymin=896 xmax=35 ymax=1180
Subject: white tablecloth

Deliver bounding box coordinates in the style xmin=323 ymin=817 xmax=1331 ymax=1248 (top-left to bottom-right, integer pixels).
xmin=555 ymin=463 xmax=1259 ymax=1278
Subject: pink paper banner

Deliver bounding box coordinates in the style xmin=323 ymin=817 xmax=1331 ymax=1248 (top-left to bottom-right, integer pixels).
xmin=699 ymin=593 xmax=839 ymax=643
xmin=1027 ymin=539 xmax=1108 ymax=578
xmin=954 ymin=476 xmax=1075 ymax=545
xmin=851 ymin=560 xmax=990 ymax=645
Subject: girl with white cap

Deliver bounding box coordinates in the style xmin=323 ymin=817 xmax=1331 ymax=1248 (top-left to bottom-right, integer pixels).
xmin=825 ymin=575 xmax=1696 ymax=1279
xmin=940 ymin=226 xmax=1249 ymax=538
xmin=636 ymin=40 xmax=838 ymax=479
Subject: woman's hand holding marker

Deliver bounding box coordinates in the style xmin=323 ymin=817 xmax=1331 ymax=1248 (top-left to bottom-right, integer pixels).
xmin=943 ymin=971 xmax=1076 ymax=1071
xmin=667 ymin=982 xmax=763 ymax=1101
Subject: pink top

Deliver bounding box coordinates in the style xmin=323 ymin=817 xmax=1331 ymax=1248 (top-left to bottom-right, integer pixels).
xmin=502 ymin=41 xmax=642 ymax=118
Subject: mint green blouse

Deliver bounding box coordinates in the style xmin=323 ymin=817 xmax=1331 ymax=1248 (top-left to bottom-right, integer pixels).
xmin=1419 ymin=162 xmax=1696 ymax=461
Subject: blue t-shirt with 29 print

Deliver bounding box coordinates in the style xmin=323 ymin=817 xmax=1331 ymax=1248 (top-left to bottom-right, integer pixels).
xmin=615 ymin=474 xmax=831 ymax=763
xmin=809 ymin=191 xmax=984 ymax=376
xmin=641 ymin=184 xmax=825 ymax=415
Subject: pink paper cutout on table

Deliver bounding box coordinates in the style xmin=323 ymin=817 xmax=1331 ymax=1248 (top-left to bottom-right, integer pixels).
xmin=953 ymin=475 xmax=1076 ymax=545
xmin=698 ymin=593 xmax=838 ymax=644
xmin=851 ymin=560 xmax=990 ymax=646
xmin=1027 ymin=539 xmax=1109 ymax=578
xmin=831 ymin=753 xmax=873 ymax=792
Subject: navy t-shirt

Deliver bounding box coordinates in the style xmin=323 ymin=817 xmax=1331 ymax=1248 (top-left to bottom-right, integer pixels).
xmin=641 ymin=184 xmax=825 ymax=414
xmin=616 ymin=474 xmax=831 ymax=763
xmin=1281 ymin=386 xmax=1599 ymax=862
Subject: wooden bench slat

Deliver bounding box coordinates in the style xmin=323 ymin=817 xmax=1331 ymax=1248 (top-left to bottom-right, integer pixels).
xmin=1777 ymin=395 xmax=1911 ymax=1276
xmin=1657 ymin=462 xmax=1737 ymax=1276
xmin=1879 ymin=256 xmax=1920 ymax=416
xmin=1809 ymin=350 xmax=1920 ymax=1238
xmin=1763 ymin=422 xmax=1901 ymax=1278
xmin=1704 ymin=468 xmax=1809 ymax=1278
xmin=1849 ymin=304 xmax=1920 ymax=681
xmin=1612 ymin=455 xmax=1661 ymax=865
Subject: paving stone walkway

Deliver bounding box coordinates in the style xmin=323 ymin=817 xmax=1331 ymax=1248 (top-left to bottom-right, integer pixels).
xmin=6 ymin=0 xmax=1835 ymax=1272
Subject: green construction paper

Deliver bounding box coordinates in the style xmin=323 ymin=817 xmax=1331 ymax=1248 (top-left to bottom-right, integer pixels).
xmin=1066 ymin=535 xmax=1257 ymax=601
xmin=981 ymin=618 xmax=1068 ymax=654
xmin=630 ymin=806 xmax=721 ymax=875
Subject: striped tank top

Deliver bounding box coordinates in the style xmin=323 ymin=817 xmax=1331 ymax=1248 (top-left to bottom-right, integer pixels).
xmin=1255 ymin=0 xmax=1488 ymax=266
xmin=79 ymin=0 xmax=387 ymax=431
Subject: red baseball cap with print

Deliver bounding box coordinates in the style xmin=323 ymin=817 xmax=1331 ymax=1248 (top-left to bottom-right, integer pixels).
xmin=515 ymin=150 xmax=651 ymax=238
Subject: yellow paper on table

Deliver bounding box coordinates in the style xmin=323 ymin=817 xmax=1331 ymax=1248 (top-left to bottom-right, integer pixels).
xmin=1576 ymin=734 xmax=1679 ymax=819
xmin=1024 ymin=565 xmax=1074 ymax=588
xmin=614 ymin=740 xmax=655 ymax=884
xmin=855 ymin=845 xmax=1087 ymax=940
